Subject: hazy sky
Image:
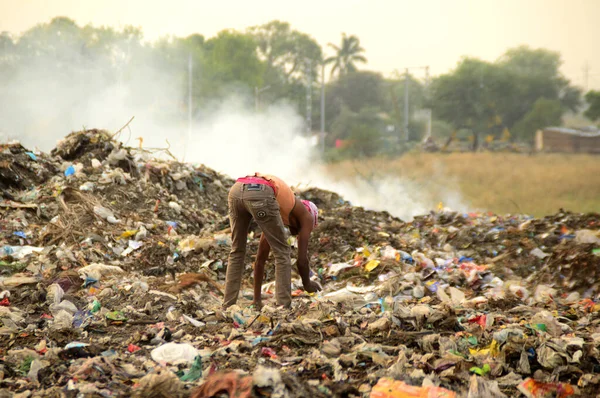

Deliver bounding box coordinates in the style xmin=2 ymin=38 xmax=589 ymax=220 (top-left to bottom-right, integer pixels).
xmin=1 ymin=0 xmax=599 ymax=88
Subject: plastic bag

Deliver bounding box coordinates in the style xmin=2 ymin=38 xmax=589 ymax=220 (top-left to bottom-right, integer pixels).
xmin=151 ymin=343 xmax=199 ymax=365
xmin=517 ymin=378 xmax=576 ymax=398
xmin=530 ymin=311 xmax=562 ymax=337
xmin=530 ymin=248 xmax=550 ymax=259
xmin=327 ymin=262 xmax=355 ymax=276
xmin=92 ymin=206 xmax=119 ymax=223
xmin=574 ymin=229 xmax=600 ymax=245
xmin=51 ymin=310 xmax=74 ymax=331
xmin=468 ymin=375 xmax=507 ymax=398
xmin=178 ymin=236 xmax=215 ymax=253
xmin=78 ymin=263 xmax=125 ymax=280
xmin=533 ymin=285 xmax=557 ymax=305
xmin=180 ymin=356 xmax=203 ymax=382
xmin=370 ymin=378 xmax=456 ymax=398
xmin=2 ymin=245 xmax=44 ymax=260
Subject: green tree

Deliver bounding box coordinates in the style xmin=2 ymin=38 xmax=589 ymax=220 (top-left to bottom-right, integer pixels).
xmin=320 ymin=70 xmax=387 ymax=136
xmin=560 ymin=85 xmax=583 ymax=113
xmin=151 ymin=33 xmax=208 ymax=110
xmin=325 ymin=33 xmax=367 ymax=78
xmin=0 ymin=31 xmax=14 ymax=54
xmin=248 ymin=20 xmax=322 ymax=82
xmin=499 ymin=46 xmax=581 ymax=117
xmin=584 ymin=91 xmax=600 ymax=122
xmin=386 ymin=72 xmax=427 ymax=139
xmin=430 ymin=58 xmax=514 ymax=131
xmin=430 ymin=46 xmax=582 ymax=144
xmin=499 ymin=46 xmax=561 ymax=78
xmin=513 ymin=98 xmax=563 ymax=141
xmin=330 ymin=106 xmax=385 ymax=157
xmin=203 ymin=30 xmax=265 ymax=97
xmin=0 ymin=31 xmax=15 ymax=73
xmin=327 ymin=71 xmax=385 ymax=114
xmin=248 ymin=20 xmax=322 ymax=115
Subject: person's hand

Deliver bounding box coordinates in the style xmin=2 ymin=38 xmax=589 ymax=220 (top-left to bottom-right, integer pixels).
xmin=303 ymin=280 xmax=322 ymax=293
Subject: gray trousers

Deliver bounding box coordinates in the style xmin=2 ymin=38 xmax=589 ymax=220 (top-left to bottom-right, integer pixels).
xmin=223 ymin=182 xmax=292 ymax=307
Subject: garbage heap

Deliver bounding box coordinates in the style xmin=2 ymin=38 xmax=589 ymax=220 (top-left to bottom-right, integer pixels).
xmin=0 ymin=129 xmax=599 ymax=398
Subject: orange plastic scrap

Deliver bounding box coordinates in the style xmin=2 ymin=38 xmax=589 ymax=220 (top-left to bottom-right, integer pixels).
xmin=517 ymin=378 xmax=577 ymax=398
xmin=370 ymin=378 xmax=457 ymax=398
xmin=190 ymin=371 xmax=252 ymax=398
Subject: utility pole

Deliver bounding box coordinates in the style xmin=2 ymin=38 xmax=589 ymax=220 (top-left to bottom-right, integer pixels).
xmin=183 ymin=52 xmax=193 ymax=162
xmin=254 ymin=85 xmax=271 ymax=112
xmin=255 ymin=86 xmax=259 ymax=112
xmin=583 ymin=62 xmax=590 ymax=92
xmin=399 ymin=65 xmax=430 ymax=141
xmin=306 ymin=59 xmax=312 ymax=135
xmin=404 ymin=68 xmax=409 ymax=141
xmin=425 ymin=66 xmax=432 ymax=139
xmin=188 ymin=53 xmax=192 ymax=137
xmin=320 ymin=63 xmax=326 ymax=152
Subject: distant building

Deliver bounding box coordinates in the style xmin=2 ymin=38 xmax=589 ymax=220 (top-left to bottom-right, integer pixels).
xmin=535 ymin=127 xmax=600 ymax=154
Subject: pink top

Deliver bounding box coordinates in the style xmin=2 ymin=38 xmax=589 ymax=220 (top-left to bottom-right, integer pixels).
xmin=236 ymin=174 xmax=296 ymax=225
xmin=236 ymin=176 xmax=277 ymax=193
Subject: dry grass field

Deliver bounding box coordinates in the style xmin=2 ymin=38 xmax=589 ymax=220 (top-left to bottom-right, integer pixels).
xmin=324 ymin=152 xmax=600 ymax=216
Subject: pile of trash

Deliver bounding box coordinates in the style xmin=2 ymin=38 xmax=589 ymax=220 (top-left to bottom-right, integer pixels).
xmin=0 ymin=129 xmax=599 ymax=397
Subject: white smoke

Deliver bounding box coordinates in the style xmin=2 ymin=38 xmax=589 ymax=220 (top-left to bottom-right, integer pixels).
xmin=0 ymin=24 xmax=468 ymax=221
xmin=180 ymin=98 xmax=469 ymax=220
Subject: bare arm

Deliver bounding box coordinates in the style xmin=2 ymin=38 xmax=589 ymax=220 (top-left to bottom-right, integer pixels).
xmin=296 ymin=224 xmax=312 ymax=285
xmin=291 ymin=199 xmax=321 ymax=293
xmin=253 ymin=233 xmax=270 ymax=306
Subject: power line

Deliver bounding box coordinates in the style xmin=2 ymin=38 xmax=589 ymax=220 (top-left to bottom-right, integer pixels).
xmin=320 ymin=62 xmax=325 ymax=153
xmin=583 ymin=61 xmax=590 ymax=91
xmin=183 ymin=52 xmax=193 ymax=162
xmin=305 ymin=58 xmax=312 ymax=135
xmin=400 ymin=65 xmax=429 ymax=141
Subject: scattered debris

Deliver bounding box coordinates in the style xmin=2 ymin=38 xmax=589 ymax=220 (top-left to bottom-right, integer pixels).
xmin=0 ymin=130 xmax=599 ymax=396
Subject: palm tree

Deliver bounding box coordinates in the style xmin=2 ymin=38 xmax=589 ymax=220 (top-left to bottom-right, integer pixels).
xmin=325 ymin=33 xmax=367 ymax=78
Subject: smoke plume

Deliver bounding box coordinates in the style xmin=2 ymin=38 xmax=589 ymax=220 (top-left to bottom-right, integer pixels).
xmin=0 ymin=25 xmax=468 ymax=220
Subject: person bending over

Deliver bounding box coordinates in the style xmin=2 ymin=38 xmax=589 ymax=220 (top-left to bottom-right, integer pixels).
xmin=223 ymin=173 xmax=321 ymax=309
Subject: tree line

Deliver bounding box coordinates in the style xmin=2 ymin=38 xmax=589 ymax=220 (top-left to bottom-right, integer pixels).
xmin=0 ymin=17 xmax=595 ymax=157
